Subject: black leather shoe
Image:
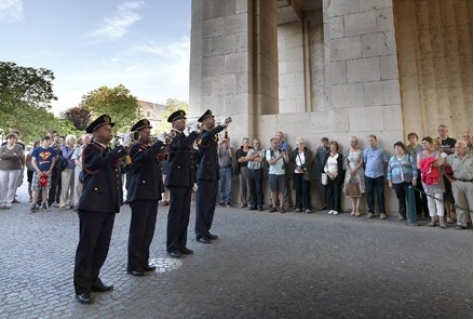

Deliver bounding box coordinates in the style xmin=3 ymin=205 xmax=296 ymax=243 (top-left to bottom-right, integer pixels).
xmin=206 ymin=233 xmax=218 ymax=240
xmin=179 ymin=247 xmax=194 ymax=254
xmin=127 ymin=269 xmax=145 ymax=276
xmin=142 ymin=265 xmax=157 ymax=271
xmin=168 ymin=251 xmax=182 ymax=258
xmin=76 ymin=293 xmax=93 ymax=304
xmin=196 ymin=236 xmax=210 ymax=244
xmin=91 ymin=282 xmax=114 ymax=292
xmin=249 ymin=206 xmax=257 ymax=211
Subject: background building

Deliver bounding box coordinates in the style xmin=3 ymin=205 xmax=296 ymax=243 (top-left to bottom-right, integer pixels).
xmin=137 ymin=100 xmax=167 ymax=129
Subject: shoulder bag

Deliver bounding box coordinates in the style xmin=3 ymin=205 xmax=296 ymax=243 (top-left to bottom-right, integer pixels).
xmin=344 ymin=176 xmax=361 ymax=197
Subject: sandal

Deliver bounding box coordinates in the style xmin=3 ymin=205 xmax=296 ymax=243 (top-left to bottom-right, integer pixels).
xmin=351 ymin=211 xmax=355 ymax=216
xmin=428 ymin=222 xmax=436 ymax=227
xmin=355 ymin=212 xmax=361 ymax=217
xmin=439 ymin=224 xmax=447 ymax=229
xmin=455 ymin=225 xmax=466 ymax=230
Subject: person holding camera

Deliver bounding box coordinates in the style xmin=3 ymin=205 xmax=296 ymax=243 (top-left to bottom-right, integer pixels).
xmin=266 ymin=137 xmax=289 ymax=213
xmin=218 ymin=136 xmax=234 ymax=207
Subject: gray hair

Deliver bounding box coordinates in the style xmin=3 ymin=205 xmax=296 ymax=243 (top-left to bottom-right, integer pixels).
xmin=296 ymin=137 xmax=305 ymax=145
xmin=65 ymin=134 xmax=77 ymax=144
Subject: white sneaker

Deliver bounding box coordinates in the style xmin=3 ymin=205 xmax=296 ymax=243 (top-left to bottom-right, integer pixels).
xmin=328 ymin=210 xmax=333 ymax=215
xmin=333 ymin=210 xmax=339 ymax=215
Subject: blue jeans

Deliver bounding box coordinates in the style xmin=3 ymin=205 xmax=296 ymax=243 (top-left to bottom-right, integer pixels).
xmin=219 ymin=167 xmax=232 ymax=204
xmin=365 ymin=175 xmax=385 ymax=213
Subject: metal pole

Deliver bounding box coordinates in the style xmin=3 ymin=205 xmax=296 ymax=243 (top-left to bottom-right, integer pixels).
xmin=407 ymin=185 xmax=419 ymax=226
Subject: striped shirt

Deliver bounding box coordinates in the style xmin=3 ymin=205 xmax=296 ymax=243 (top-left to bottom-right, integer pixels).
xmin=387 ymin=154 xmax=418 ymax=184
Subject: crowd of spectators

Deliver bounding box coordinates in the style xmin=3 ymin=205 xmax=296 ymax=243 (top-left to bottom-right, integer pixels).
xmin=215 ymin=125 xmax=472 ymax=230
xmin=0 ymin=129 xmax=93 ymax=212
xmin=1 ymin=124 xmax=472 ymax=231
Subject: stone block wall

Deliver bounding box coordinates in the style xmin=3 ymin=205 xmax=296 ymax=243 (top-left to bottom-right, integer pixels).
xmin=189 ymin=0 xmax=472 ymax=213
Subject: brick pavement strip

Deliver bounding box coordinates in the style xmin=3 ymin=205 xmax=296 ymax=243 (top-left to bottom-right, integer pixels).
xmin=0 ymin=186 xmax=472 ymax=319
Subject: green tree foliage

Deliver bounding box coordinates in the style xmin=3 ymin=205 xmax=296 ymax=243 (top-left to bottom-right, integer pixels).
xmin=80 ymin=85 xmax=141 ymax=134
xmin=61 ymin=106 xmax=92 ymax=131
xmin=0 ymin=62 xmax=59 ymax=143
xmin=5 ymin=104 xmax=61 ymax=143
xmin=155 ymin=98 xmax=189 ymax=133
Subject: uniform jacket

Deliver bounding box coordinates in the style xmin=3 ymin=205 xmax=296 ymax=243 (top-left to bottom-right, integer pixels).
xmin=165 ymin=131 xmax=199 ymax=187
xmin=126 ymin=140 xmax=165 ymax=203
xmin=78 ymin=141 xmax=127 ymax=213
xmin=196 ymin=125 xmax=225 ymax=181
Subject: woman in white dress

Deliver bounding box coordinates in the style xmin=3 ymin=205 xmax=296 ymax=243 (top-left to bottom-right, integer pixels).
xmin=343 ymin=136 xmax=365 ymax=216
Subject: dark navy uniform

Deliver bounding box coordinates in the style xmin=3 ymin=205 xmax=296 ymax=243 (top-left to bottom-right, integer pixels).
xmin=126 ymin=119 xmax=165 ymax=274
xmin=74 ymin=115 xmax=127 ymax=298
xmin=195 ymin=110 xmax=225 ymax=241
xmin=165 ymin=111 xmax=200 ymax=255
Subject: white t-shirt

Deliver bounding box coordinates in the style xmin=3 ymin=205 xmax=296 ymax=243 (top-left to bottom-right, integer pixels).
xmin=266 ymin=148 xmax=285 ymax=175
xmin=294 ymin=151 xmax=306 ymax=173
xmin=324 ymin=153 xmax=339 ymax=175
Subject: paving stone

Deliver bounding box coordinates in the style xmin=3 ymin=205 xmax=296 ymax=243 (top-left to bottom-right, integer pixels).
xmin=0 ymin=184 xmax=471 ymax=318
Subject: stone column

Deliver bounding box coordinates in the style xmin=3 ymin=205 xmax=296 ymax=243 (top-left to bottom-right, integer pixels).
xmin=189 ymin=0 xmax=279 ymax=139
xmin=322 ymin=0 xmax=403 ymax=144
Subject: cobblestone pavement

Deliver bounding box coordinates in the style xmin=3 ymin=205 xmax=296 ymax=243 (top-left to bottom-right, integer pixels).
xmin=0 ymin=185 xmax=472 ymax=319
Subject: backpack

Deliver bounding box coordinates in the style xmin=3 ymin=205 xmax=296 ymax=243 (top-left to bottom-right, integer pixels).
xmin=54 ymin=154 xmax=68 ymax=172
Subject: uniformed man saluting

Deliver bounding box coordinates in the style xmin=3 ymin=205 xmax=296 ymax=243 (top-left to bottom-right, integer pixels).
xmin=195 ymin=109 xmax=231 ymax=243
xmin=74 ymin=114 xmax=128 ymax=305
xmin=126 ymin=119 xmax=167 ymax=276
xmin=165 ymin=110 xmax=200 ymax=258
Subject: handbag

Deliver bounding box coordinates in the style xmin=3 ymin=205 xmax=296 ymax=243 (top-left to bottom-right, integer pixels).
xmin=296 ymin=153 xmax=311 ymax=181
xmin=321 ymin=173 xmax=328 ymax=185
xmin=344 ymin=177 xmax=361 ymax=197
xmin=303 ymin=171 xmax=311 ymax=181
xmin=54 ymin=156 xmax=68 ymax=172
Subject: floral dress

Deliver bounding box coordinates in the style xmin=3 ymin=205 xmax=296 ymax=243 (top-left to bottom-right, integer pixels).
xmin=343 ymin=148 xmax=365 ymax=197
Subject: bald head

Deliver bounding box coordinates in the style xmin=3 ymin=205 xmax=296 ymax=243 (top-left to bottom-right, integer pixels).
xmin=462 ymin=131 xmax=473 ymax=145
xmin=454 ymin=141 xmax=467 ymax=156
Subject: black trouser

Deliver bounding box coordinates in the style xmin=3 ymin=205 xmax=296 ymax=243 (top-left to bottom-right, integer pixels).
xmin=195 ymin=179 xmax=218 ymax=238
xmin=326 ymin=177 xmax=342 ymax=212
xmin=293 ymin=173 xmax=311 ymax=210
xmin=167 ymin=186 xmax=192 ymax=253
xmin=74 ymin=211 xmax=115 ymax=295
xmin=393 ymin=182 xmax=410 ymax=218
xmin=128 ymin=200 xmax=158 ymax=272
xmin=247 ymin=169 xmax=264 ymax=209
xmin=48 ymin=169 xmax=61 ymax=205
xmin=365 ymin=175 xmax=385 ymax=213
xmin=414 ymin=170 xmax=428 ymax=215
